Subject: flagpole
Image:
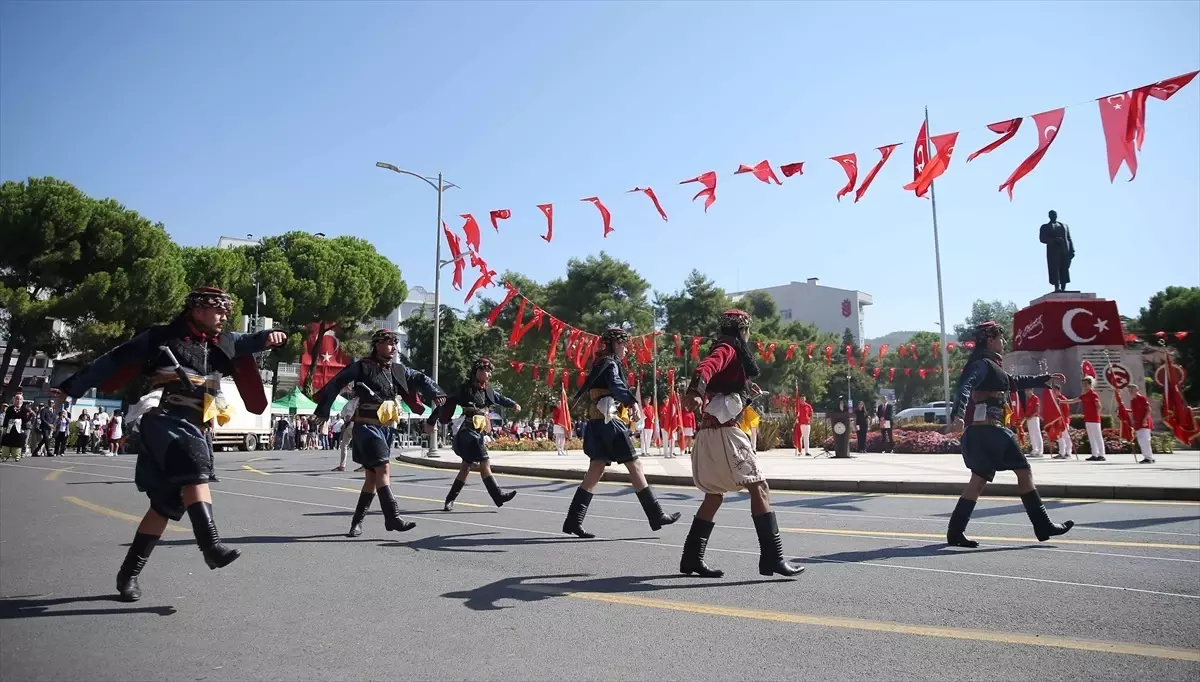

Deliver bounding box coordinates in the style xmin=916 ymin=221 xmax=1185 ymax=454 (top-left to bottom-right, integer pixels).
xmin=924 ymin=106 xmax=953 ymax=418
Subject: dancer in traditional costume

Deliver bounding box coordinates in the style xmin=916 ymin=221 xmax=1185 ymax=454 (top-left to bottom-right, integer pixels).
xmin=54 ymin=287 xmax=287 ymax=602
xmin=561 ymin=327 xmax=680 ymax=538
xmin=679 ymin=310 xmax=803 ymax=578
xmin=313 ymin=329 xmax=445 ymax=537
xmin=434 ymin=357 xmax=521 ymax=511
xmin=945 ymin=322 xmax=1074 ymax=548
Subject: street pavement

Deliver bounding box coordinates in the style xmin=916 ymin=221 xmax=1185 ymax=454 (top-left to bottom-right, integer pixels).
xmin=2 ymin=449 xmax=1199 ymax=681
xmin=412 ymin=447 xmax=1200 ymax=499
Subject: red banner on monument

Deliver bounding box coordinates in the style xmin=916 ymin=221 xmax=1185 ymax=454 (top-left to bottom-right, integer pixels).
xmin=1012 ymin=299 xmax=1126 ymax=351
xmin=299 ymin=323 xmax=352 ymax=393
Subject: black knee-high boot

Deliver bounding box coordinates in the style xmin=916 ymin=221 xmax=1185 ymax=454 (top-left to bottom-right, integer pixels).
xmin=482 ymin=475 xmax=516 ymax=507
xmin=116 ymin=532 xmax=160 ymax=602
xmin=348 ymin=491 xmax=375 ymax=537
xmin=376 ymin=485 xmax=416 ymax=532
xmin=562 ymin=488 xmax=595 ymax=538
xmin=679 ymin=516 xmax=723 ymax=578
xmin=1021 ymin=490 xmax=1074 ymax=541
xmin=186 ymin=502 xmax=240 ymax=569
xmin=444 ymin=479 xmax=466 ymax=511
xmin=752 ymin=512 xmax=804 ymax=577
xmin=636 ymin=486 xmax=681 ymax=531
xmin=946 ymin=497 xmax=979 ymax=548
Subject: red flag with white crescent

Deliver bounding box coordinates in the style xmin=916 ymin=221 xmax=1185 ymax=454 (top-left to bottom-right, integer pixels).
xmin=459 ymin=214 xmax=482 ymax=253
xmin=854 ymin=145 xmax=900 ymax=203
xmin=829 ymin=153 xmax=858 ymax=201
xmin=626 ymin=187 xmax=669 ymax=221
xmin=904 ymin=132 xmax=959 ymax=197
xmin=580 ymin=196 xmax=614 ymax=238
xmin=442 ymin=222 xmax=465 ymax=290
xmin=537 ymin=204 xmax=554 ymax=243
xmin=679 ymin=172 xmax=718 ymax=212
xmin=488 ymin=209 xmax=511 ymax=232
xmin=779 ymin=162 xmax=805 ymax=178
xmin=734 ymin=160 xmax=782 ymax=185
xmin=999 ymin=108 xmax=1065 ymax=200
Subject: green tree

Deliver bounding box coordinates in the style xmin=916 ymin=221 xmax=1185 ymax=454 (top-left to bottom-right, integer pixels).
xmin=954 ymin=299 xmax=1018 ymax=341
xmin=0 ymin=178 xmax=186 ymax=400
xmin=875 ymin=330 xmax=963 ymax=408
xmin=1137 ymin=286 xmax=1199 ymax=401
xmin=542 ymin=252 xmax=654 ymax=330
xmin=248 ymin=232 xmax=407 ymax=392
xmin=656 ymin=270 xmax=732 ymax=335
xmin=178 ymin=245 xmax=256 ymax=320
xmin=402 ymin=305 xmax=504 ymax=393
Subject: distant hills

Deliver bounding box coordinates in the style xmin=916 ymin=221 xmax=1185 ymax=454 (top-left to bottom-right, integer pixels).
xmin=864 ymin=330 xmax=933 ymax=348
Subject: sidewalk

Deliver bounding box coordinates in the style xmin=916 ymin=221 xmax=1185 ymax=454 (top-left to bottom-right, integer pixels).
xmin=395 ymin=448 xmax=1200 ymax=501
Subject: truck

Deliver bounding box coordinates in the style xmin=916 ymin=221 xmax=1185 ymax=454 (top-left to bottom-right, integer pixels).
xmin=211 ymin=377 xmax=274 ymax=451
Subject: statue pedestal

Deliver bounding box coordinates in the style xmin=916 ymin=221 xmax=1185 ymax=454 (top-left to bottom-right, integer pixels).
xmin=1005 ymin=293 xmax=1138 ymax=413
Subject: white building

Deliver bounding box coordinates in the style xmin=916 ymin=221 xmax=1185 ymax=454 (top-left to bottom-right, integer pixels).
xmin=730 ymin=278 xmax=873 ymax=343
xmin=217 ymin=235 xmax=260 ymax=249
xmin=370 ymin=285 xmax=438 ymax=356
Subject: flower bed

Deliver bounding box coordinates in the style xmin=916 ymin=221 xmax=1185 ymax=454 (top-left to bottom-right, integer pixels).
xmin=486 ymin=435 xmax=582 ymax=452
xmin=822 ymin=428 xmax=961 ymax=454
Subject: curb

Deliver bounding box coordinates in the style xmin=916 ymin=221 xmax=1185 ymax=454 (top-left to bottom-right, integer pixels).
xmin=391 ymin=453 xmax=1199 ymax=501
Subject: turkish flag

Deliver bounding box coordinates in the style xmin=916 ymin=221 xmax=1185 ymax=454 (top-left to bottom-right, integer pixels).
xmin=1098 ymin=93 xmax=1138 ymax=182
xmin=459 ymin=214 xmax=481 ymax=253
xmin=911 ymin=120 xmax=929 ymax=198
xmin=485 ymin=283 xmax=518 ymax=329
xmin=537 ymin=204 xmax=554 ymax=243
xmin=580 ymin=196 xmax=614 ymax=238
xmin=1164 ymin=357 xmax=1199 ymax=443
xmin=680 ymin=172 xmax=718 ymax=212
xmin=626 ymin=187 xmax=668 ymax=222
xmin=854 ymin=144 xmax=900 ymax=203
xmin=1012 ymin=299 xmax=1125 ymax=351
xmin=829 ymin=153 xmax=858 ymax=201
xmin=998 ymin=108 xmax=1065 ymax=200
xmin=488 ymin=209 xmax=511 ymax=232
xmin=1041 ymin=389 xmax=1066 ymax=441
xmin=734 ymin=160 xmax=782 ymax=185
xmin=966 ymin=118 xmax=1022 ymax=163
xmin=779 ymin=162 xmax=805 ymax=178
xmin=1114 ymin=391 xmax=1134 ymax=441
xmin=299 ymin=323 xmax=351 ymax=394
xmin=1126 ymin=70 xmax=1199 ymax=154
xmin=903 ymin=132 xmax=958 ymax=197
xmin=442 ymin=222 xmax=465 ymax=290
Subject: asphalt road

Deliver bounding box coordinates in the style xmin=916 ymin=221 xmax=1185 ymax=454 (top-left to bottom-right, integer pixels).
xmin=2 ymin=449 xmax=1198 ymax=681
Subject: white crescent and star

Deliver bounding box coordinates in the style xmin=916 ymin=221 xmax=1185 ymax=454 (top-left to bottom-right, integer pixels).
xmin=1106 ymin=94 xmax=1126 ymax=110
xmin=1062 ymin=308 xmax=1110 ymax=344
xmin=1044 ymin=125 xmax=1058 ymax=141
xmin=320 ymin=353 xmax=333 ymax=363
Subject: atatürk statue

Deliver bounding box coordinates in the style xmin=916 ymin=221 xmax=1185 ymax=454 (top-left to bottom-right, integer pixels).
xmin=1039 ymin=210 xmax=1074 ymax=293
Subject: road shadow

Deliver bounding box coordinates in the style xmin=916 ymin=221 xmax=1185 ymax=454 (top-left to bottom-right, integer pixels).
xmin=772 ymin=493 xmax=872 ymax=512
xmin=146 ymin=533 xmax=360 ymax=547
xmin=0 ymin=594 xmax=176 ymax=619
xmin=805 ymin=543 xmax=1030 ymax=564
xmin=387 ymin=531 xmax=657 ymax=555
xmin=65 ymin=480 xmax=133 ymax=485
xmin=1078 ymin=515 xmax=1200 ymax=531
xmin=505 ymin=481 xmax=578 ymax=492
xmin=933 ymin=500 xmax=1098 ymax=520
xmin=442 ymin=573 xmax=794 ymax=611
xmin=301 ymin=509 xmax=498 ymax=518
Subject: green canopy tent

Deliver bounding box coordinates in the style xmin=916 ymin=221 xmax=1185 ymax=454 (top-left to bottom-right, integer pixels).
xmin=271 ymin=387 xmax=318 ymax=415
xmin=330 ymin=395 xmax=349 ymax=414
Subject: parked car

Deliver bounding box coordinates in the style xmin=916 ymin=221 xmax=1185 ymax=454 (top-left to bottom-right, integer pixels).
xmin=895 ymin=401 xmax=948 ymax=425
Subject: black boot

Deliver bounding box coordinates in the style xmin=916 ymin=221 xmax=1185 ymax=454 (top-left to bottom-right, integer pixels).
xmin=482 ymin=475 xmax=516 ymax=507
xmin=636 ymin=486 xmax=681 ymax=531
xmin=562 ymin=488 xmax=595 ymax=539
xmin=347 ymin=491 xmax=374 ymax=537
xmin=376 ymin=485 xmax=416 ymax=532
xmin=679 ymin=516 xmax=724 ymax=578
xmin=444 ymin=479 xmax=466 ymax=511
xmin=116 ymin=532 xmax=159 ymax=602
xmin=752 ymin=512 xmax=804 ymax=577
xmin=1021 ymin=490 xmax=1074 ymax=542
xmin=186 ymin=502 xmax=240 ymax=569
xmin=946 ymin=497 xmax=979 ymax=548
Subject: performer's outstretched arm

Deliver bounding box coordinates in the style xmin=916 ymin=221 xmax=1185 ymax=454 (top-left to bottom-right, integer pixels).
xmin=492 ymin=389 xmax=518 ymax=409
xmin=404 ymin=367 xmax=445 ymax=405
xmin=1009 ymin=373 xmax=1052 ymax=391
xmin=231 ymin=329 xmax=280 ymax=357
xmin=314 ymin=363 xmax=361 ymax=420
xmin=56 ymin=331 xmax=153 ymax=399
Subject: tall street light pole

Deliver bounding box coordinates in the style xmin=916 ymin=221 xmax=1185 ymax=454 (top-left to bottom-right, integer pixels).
xmin=375 ymin=162 xmax=459 ymax=458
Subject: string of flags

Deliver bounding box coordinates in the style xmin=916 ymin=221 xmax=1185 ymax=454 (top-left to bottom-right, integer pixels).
xmin=436 ymin=69 xmax=1196 ymax=288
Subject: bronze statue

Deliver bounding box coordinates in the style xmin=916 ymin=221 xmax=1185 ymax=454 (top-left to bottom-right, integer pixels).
xmin=1039 ymin=210 xmax=1074 ymax=292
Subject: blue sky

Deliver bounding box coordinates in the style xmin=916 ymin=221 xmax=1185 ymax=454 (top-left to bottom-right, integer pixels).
xmin=2 ymin=1 xmax=1197 ymax=338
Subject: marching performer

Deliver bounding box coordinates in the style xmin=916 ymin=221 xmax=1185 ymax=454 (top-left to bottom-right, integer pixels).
xmin=1024 ymin=388 xmax=1043 ymax=457
xmin=561 ymin=327 xmax=680 ymax=538
xmin=53 ymin=286 xmax=287 ymax=602
xmin=679 ymin=310 xmax=803 ymax=578
xmin=313 ymin=329 xmax=445 ymax=537
xmin=1129 ymin=384 xmax=1155 ymax=463
xmin=945 ymin=322 xmax=1074 ymax=548
xmin=432 ymin=357 xmax=521 ymax=511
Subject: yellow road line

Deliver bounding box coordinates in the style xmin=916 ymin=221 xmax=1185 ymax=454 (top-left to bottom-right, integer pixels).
xmin=513 ymin=585 xmax=1200 ymax=662
xmin=782 ymin=526 xmax=1200 ymax=551
xmin=331 ymin=485 xmax=488 ymax=508
xmin=389 ymin=460 xmax=1199 ymax=506
xmin=62 ymin=496 xmax=187 ymax=532
xmin=241 ymin=465 xmax=270 ymax=476
xmin=44 ymin=467 xmax=73 ymax=482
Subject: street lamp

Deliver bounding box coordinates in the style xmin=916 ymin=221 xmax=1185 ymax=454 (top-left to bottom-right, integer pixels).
xmin=375 ymin=161 xmax=460 ymax=458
